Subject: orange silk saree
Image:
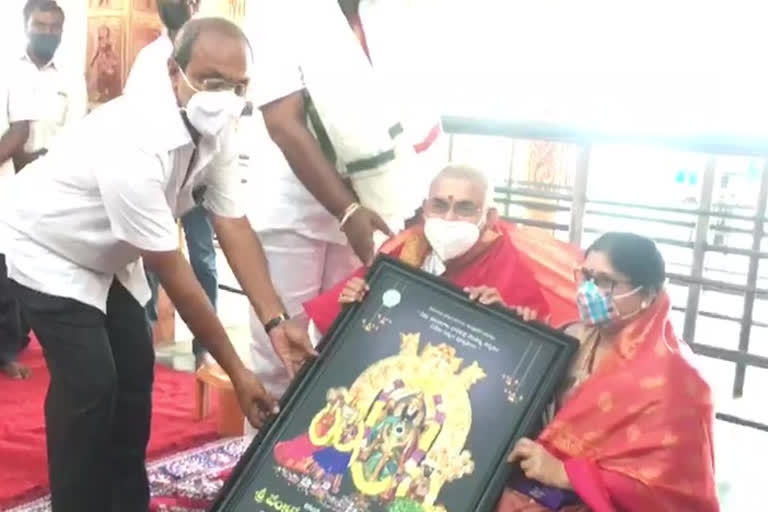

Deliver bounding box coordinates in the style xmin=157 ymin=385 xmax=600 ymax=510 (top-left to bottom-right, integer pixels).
xmin=499 ymin=292 xmax=719 ymax=512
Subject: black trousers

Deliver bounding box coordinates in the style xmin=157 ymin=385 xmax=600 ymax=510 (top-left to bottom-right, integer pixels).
xmin=11 ymin=279 xmax=155 ymax=512
xmin=0 ymin=255 xmax=30 ymax=365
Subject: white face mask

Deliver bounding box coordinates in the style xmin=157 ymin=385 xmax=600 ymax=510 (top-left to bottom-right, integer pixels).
xmin=424 ymin=217 xmax=481 ymax=262
xmin=179 ymin=70 xmax=245 ymax=139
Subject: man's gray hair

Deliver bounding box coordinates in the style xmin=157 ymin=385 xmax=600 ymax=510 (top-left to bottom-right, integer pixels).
xmin=430 ymin=164 xmax=493 ymax=208
xmin=173 ymin=17 xmax=251 ymax=70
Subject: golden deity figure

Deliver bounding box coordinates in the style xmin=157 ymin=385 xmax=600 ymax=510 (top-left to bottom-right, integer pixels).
xmin=348 ymin=333 xmax=484 ymax=502
xmin=273 ymin=333 xmax=484 ymax=511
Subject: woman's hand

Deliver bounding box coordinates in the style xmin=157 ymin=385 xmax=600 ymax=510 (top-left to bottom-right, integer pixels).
xmin=508 ymin=438 xmax=571 ymax=490
xmin=466 ymin=286 xmax=507 ymax=306
xmin=338 ymin=277 xmax=369 ymax=304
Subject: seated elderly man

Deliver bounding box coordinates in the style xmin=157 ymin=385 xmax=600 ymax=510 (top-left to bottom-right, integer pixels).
xmin=304 ymin=164 xmax=551 ymax=349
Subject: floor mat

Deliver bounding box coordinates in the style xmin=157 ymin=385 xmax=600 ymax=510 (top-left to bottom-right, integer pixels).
xmin=0 ymin=338 xmax=221 ymax=509
xmin=6 ymin=437 xmax=247 ymax=512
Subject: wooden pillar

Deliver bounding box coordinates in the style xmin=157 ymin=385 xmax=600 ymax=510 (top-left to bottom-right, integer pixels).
xmin=511 ymin=140 xmax=573 ymax=235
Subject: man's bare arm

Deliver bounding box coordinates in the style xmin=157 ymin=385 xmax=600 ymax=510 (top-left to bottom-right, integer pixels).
xmin=261 ymin=91 xmax=355 ymax=218
xmin=13 ymin=148 xmax=47 ymax=172
xmin=0 ymin=122 xmax=30 ymax=169
xmin=210 ymin=215 xmax=284 ymax=323
xmin=141 ymin=249 xmax=247 ymax=379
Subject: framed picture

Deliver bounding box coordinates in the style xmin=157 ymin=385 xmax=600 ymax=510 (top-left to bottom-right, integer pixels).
xmin=86 ymin=16 xmax=124 ymax=104
xmin=127 ymin=20 xmax=162 ymax=72
xmin=211 ymin=256 xmax=578 ymax=512
xmin=132 ymin=0 xmax=157 ymax=12
xmin=89 ymin=0 xmax=121 ymax=9
xmin=199 ymin=0 xmax=247 ymax=21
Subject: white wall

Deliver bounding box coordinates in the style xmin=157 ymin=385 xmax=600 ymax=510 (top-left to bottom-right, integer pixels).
xmin=2 ymin=0 xmax=766 ymax=136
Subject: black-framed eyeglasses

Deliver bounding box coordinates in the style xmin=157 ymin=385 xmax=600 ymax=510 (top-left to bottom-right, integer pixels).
xmin=178 ymin=66 xmax=248 ymax=97
xmin=424 ymin=197 xmax=482 ymax=218
xmin=574 ymin=267 xmax=633 ymax=291
xmin=197 ymin=77 xmax=248 ymax=97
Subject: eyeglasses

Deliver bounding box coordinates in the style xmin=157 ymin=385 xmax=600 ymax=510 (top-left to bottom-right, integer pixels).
xmin=574 ymin=267 xmax=633 ymax=291
xmin=424 ymin=197 xmax=482 ymax=218
xmin=178 ymin=67 xmax=248 ymax=97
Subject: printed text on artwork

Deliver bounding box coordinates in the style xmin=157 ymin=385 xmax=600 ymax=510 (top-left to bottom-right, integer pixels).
xmin=254 ymin=487 xmax=302 ymax=512
xmin=419 ymin=307 xmax=500 ymax=353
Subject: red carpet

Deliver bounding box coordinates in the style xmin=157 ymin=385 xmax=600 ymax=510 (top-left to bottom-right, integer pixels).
xmin=0 ymin=338 xmax=220 ymax=509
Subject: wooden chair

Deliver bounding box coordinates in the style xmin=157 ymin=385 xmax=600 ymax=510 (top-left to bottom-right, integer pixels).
xmin=195 ymin=364 xmax=244 ymax=437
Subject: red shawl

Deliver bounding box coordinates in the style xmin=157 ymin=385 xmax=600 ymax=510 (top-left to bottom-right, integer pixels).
xmin=500 ymin=292 xmax=719 ymax=512
xmin=304 ymin=221 xmax=572 ymax=333
xmin=505 ymin=224 xmax=582 ymax=328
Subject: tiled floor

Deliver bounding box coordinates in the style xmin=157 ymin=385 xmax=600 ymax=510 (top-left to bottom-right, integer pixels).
xmin=160 ymin=249 xmax=758 ymax=510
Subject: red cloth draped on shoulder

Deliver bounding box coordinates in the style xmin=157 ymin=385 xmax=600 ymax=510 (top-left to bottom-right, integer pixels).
xmin=304 ymin=221 xmax=578 ymax=334
xmin=499 ymin=292 xmax=719 ymax=512
xmin=504 ymin=224 xmax=582 ymax=328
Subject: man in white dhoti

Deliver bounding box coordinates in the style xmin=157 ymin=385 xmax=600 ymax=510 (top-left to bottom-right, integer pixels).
xmin=243 ymin=0 xmax=445 ymax=400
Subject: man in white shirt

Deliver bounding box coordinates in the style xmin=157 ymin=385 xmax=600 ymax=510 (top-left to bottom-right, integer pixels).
xmin=0 ymin=18 xmax=314 ymax=512
xmin=0 ymin=0 xmax=86 ymax=379
xmin=244 ymin=0 xmax=444 ymax=398
xmin=12 ymin=0 xmax=87 ymax=170
xmin=125 ymin=0 xmax=217 ymax=367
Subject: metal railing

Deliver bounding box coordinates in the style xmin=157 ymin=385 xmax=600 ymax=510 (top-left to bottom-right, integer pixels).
xmin=443 ymin=115 xmax=768 ymax=431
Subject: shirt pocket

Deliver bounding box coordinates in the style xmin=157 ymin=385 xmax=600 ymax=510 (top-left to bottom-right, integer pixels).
xmin=53 ymin=91 xmax=69 ymax=126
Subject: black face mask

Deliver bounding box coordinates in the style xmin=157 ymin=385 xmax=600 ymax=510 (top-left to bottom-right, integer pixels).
xmin=159 ymin=3 xmax=192 ymax=32
xmin=29 ymin=33 xmax=61 ymax=63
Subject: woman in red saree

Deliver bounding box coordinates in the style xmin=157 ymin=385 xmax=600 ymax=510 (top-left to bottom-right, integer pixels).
xmin=492 ymin=232 xmax=719 ymax=512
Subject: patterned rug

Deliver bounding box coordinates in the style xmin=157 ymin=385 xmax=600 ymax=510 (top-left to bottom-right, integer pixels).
xmin=6 ymin=437 xmax=248 ymax=512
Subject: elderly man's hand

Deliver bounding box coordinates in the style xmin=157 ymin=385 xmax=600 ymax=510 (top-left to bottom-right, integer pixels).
xmin=268 ymin=319 xmax=318 ymax=379
xmin=466 ymin=286 xmax=546 ymax=322
xmin=342 ymin=206 xmax=393 ymax=266
xmin=466 ymin=286 xmax=507 ymax=306
xmin=339 ymin=277 xmax=369 ymax=304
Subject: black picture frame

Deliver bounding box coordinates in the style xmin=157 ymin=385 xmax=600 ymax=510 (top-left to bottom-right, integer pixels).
xmin=210 ymin=255 xmax=578 ymax=512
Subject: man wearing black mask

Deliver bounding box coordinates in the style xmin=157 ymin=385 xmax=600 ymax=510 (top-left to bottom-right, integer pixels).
xmin=12 ymin=0 xmax=86 ymax=171
xmin=0 ymin=0 xmax=86 ymax=380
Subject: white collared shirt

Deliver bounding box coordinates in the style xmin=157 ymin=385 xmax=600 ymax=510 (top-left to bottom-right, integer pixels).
xmin=0 ymin=85 xmax=245 ymax=312
xmin=243 ymin=0 xmax=442 ymax=243
xmin=0 ymin=56 xmax=40 ymax=180
xmin=124 ymin=34 xmax=173 ymax=98
xmin=12 ymin=53 xmax=87 ymax=153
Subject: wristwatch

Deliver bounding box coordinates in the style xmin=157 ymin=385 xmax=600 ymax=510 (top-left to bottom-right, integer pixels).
xmin=264 ymin=312 xmax=290 ymax=334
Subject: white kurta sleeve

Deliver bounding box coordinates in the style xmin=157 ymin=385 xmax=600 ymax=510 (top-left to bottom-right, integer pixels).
xmin=6 ymin=66 xmax=40 ymax=123
xmin=97 ymin=152 xmax=179 ymax=252
xmin=246 ymin=0 xmax=305 ymax=107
